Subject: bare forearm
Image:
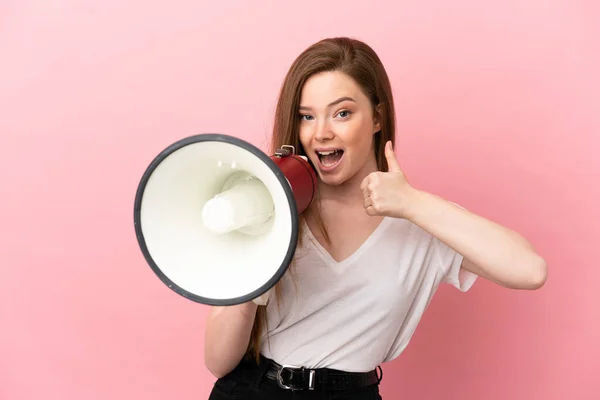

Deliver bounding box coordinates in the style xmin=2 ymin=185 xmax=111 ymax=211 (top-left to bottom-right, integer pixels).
xmin=405 ymin=189 xmax=547 ymax=289
xmin=204 ymin=302 xmax=259 ymax=378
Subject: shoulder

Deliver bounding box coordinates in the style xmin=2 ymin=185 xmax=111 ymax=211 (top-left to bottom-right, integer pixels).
xmin=381 ymin=216 xmax=437 ymax=250
xmin=381 ymin=217 xmax=475 ymax=285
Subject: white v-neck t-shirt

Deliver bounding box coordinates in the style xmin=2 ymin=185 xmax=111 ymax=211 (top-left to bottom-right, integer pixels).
xmin=259 ymin=216 xmax=477 ymax=373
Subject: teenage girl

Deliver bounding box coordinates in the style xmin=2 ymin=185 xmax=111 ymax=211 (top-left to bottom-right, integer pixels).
xmin=205 ymin=37 xmax=547 ymax=400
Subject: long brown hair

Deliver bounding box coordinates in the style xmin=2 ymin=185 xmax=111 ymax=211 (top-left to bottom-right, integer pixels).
xmin=245 ymin=36 xmax=397 ymax=362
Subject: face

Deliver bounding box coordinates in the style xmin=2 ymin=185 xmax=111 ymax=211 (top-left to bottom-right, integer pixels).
xmin=298 ymin=70 xmax=380 ymax=187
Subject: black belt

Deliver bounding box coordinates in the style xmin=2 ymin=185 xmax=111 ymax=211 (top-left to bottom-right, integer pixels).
xmin=264 ymin=359 xmax=382 ymax=391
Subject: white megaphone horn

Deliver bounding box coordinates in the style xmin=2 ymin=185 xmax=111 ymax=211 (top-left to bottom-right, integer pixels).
xmin=133 ymin=134 xmax=318 ymax=306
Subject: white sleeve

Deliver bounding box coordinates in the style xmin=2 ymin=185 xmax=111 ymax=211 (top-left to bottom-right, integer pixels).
xmin=432 ymin=201 xmax=477 ymax=292
xmin=434 ymin=238 xmax=477 ymax=292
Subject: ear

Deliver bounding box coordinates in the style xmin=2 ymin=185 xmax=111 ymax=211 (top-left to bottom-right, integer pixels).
xmin=372 ymin=103 xmax=382 ymax=134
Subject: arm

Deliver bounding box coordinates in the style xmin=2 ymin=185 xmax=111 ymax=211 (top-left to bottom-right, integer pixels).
xmin=203 ymin=301 xmax=258 ymax=378
xmin=362 ymin=141 xmax=547 ymax=291
xmin=405 ymin=189 xmax=547 ymax=290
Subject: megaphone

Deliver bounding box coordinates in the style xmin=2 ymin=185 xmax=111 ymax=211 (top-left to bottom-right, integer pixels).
xmin=133 ymin=133 xmax=318 ymax=306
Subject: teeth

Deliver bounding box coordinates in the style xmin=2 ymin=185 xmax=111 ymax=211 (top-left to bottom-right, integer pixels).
xmin=317 ymin=150 xmax=339 ymax=155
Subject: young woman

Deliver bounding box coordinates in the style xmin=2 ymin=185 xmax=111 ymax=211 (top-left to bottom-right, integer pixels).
xmin=204 ymin=37 xmax=547 ymax=400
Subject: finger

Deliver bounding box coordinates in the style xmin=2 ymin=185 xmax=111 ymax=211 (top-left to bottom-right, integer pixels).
xmin=363 ymin=196 xmax=373 ymax=208
xmin=365 ymin=205 xmax=377 ymax=216
xmin=360 ymin=175 xmax=369 ymax=191
xmin=362 ymin=185 xmax=370 ymax=199
xmin=384 ymin=140 xmax=401 ymax=172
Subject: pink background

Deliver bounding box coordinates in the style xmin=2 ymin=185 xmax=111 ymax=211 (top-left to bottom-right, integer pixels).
xmin=1 ymin=1 xmax=599 ymax=399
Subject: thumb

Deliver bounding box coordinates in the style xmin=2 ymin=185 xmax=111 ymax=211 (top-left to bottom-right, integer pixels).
xmin=384 ymin=140 xmax=401 ymax=172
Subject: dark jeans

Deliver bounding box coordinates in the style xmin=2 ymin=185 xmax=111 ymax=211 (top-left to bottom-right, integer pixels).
xmin=208 ymin=355 xmax=383 ymax=400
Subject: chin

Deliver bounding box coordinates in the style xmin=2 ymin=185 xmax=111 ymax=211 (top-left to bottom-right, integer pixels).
xmin=318 ymin=174 xmax=346 ymax=186
xmin=315 ymin=167 xmax=355 ymax=187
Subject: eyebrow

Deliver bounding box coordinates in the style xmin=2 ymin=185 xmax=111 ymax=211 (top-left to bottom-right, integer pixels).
xmin=298 ymin=96 xmax=356 ymax=111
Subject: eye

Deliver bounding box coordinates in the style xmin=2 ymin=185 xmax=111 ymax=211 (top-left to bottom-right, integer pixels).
xmin=336 ymin=110 xmax=351 ymax=119
xmin=300 ymin=114 xmax=314 ymax=121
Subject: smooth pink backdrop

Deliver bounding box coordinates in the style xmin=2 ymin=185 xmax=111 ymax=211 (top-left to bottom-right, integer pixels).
xmin=1 ymin=1 xmax=599 ymax=399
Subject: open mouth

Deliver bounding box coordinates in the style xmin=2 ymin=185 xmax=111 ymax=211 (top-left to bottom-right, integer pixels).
xmin=316 ymin=149 xmax=344 ymax=168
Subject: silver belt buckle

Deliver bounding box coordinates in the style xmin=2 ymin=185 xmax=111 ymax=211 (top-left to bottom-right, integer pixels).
xmin=276 ymin=364 xmax=316 ymax=391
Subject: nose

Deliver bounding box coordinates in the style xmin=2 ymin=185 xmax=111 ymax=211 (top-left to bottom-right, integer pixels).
xmin=314 ymin=119 xmax=334 ymax=142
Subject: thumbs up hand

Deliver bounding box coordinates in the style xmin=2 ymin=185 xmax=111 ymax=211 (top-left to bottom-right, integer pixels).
xmin=360 ymin=140 xmax=417 ymax=219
